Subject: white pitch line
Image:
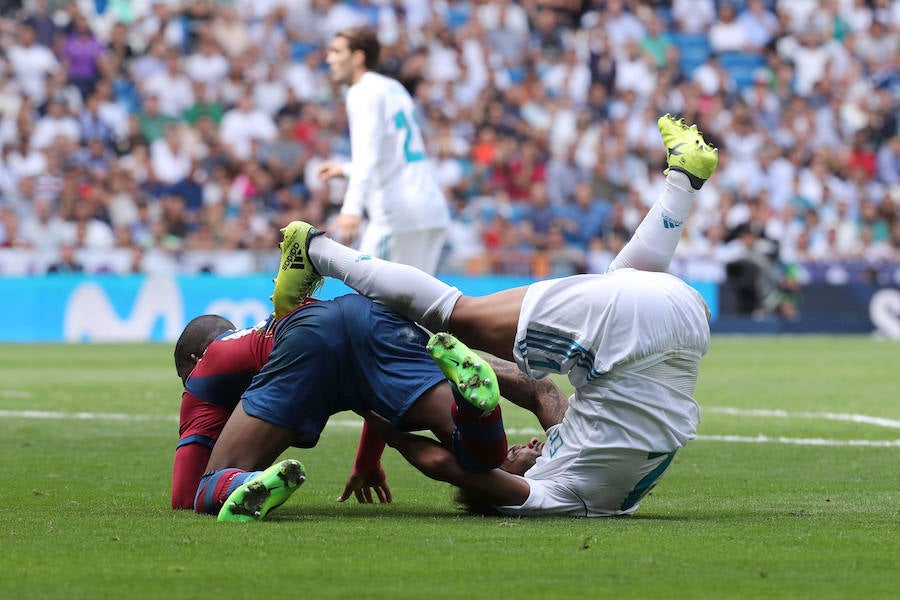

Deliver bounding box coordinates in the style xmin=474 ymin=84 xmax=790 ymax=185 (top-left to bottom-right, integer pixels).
xmin=696 ymin=434 xmax=900 ymax=448
xmin=1 ymin=411 xmax=899 ymax=448
xmin=705 ymin=406 xmax=900 ymax=429
xmin=0 ymin=409 xmax=177 ymax=422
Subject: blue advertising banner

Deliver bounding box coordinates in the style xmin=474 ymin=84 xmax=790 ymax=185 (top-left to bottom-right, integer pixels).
xmin=0 ymin=274 xmax=719 ymax=343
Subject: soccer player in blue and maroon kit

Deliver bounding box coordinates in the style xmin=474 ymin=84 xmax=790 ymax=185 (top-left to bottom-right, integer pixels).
xmin=172 ymin=295 xmax=511 ymax=518
xmin=171 ymin=313 xmax=275 ymax=510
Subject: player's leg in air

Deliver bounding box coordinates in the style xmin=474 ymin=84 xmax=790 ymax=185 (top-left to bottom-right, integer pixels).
xmin=271 ymin=114 xmax=717 ymax=360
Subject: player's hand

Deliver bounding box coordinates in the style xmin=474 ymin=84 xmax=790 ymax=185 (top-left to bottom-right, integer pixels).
xmin=317 ymin=161 xmax=345 ymax=181
xmin=337 ymin=465 xmax=393 ymax=504
xmin=333 ymin=213 xmax=362 ymax=244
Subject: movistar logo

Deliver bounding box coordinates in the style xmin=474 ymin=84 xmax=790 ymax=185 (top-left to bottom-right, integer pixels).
xmin=667 ymin=142 xmax=685 ymax=157
xmin=662 ymin=214 xmax=683 ymax=229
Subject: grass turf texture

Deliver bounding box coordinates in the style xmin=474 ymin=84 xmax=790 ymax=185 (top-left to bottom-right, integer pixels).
xmin=1 ymin=337 xmax=897 ymax=599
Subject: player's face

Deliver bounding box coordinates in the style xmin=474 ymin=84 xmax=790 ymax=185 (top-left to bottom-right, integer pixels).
xmin=326 ymin=37 xmax=354 ymax=85
xmin=500 ymin=437 xmax=544 ymax=476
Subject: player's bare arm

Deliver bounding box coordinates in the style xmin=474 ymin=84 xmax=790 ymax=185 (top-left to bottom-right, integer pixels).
xmin=484 ymin=355 xmax=568 ymax=431
xmin=370 ymin=416 xmax=530 ymax=507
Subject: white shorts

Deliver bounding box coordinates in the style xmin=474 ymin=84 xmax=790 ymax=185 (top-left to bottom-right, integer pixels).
xmin=497 ymin=437 xmax=677 ymax=517
xmin=359 ymin=226 xmax=447 ymax=275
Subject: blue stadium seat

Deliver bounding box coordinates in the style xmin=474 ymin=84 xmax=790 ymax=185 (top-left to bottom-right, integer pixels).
xmin=291 ymin=42 xmax=319 ymax=61
xmin=671 ymin=33 xmax=711 ymax=76
xmin=718 ymin=51 xmax=766 ymax=91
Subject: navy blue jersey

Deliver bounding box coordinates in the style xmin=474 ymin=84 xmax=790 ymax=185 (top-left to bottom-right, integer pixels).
xmin=241 ymin=294 xmax=446 ymax=448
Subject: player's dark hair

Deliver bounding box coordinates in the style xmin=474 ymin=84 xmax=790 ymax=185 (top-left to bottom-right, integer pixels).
xmin=173 ymin=314 xmax=235 ymax=384
xmin=453 ymin=488 xmax=503 ymax=517
xmin=337 ymin=26 xmax=380 ymax=70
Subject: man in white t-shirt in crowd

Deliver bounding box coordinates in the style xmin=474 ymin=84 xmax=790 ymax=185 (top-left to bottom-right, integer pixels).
xmin=316 ymin=27 xmax=450 ymax=275
xmin=273 ymin=114 xmax=719 ymax=517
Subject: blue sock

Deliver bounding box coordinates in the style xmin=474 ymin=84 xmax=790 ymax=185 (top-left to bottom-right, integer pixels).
xmin=193 ymin=469 xmax=261 ymax=515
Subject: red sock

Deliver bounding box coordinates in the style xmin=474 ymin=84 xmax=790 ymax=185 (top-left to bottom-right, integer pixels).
xmin=451 ymin=400 xmax=508 ymax=471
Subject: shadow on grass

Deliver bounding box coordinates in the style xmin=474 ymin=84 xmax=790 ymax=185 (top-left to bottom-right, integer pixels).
xmin=265 ymin=505 xmax=701 ymax=522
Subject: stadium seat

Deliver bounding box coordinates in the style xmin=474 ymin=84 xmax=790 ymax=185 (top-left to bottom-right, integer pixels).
xmin=291 ymin=42 xmax=319 ymax=61
xmin=718 ymin=51 xmax=766 ymax=91
xmin=671 ymin=33 xmax=711 ymax=77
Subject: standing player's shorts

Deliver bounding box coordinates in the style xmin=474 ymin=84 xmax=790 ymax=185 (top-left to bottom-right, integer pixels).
xmin=359 ymin=225 xmax=447 ymax=275
xmin=240 ymin=294 xmax=446 ymax=447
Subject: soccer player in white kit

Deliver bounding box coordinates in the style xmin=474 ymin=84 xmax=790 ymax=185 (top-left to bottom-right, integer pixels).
xmin=274 ymin=115 xmax=719 ymax=517
xmin=316 ymin=27 xmax=450 ymax=275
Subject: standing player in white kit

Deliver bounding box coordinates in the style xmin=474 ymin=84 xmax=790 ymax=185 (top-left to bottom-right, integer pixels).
xmin=316 ymin=27 xmax=450 ymax=275
xmin=271 ymin=114 xmax=719 ymax=517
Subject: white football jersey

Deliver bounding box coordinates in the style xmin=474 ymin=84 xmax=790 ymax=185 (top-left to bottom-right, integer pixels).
xmin=341 ymin=72 xmax=450 ymax=234
xmin=513 ymin=268 xmax=710 ymax=452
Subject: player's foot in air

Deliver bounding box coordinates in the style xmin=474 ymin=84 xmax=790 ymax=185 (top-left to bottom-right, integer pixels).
xmin=272 ymin=221 xmax=325 ymax=320
xmin=427 ymin=333 xmax=500 ymax=412
xmin=218 ymin=459 xmax=307 ymax=522
xmin=658 ymin=114 xmax=718 ymax=189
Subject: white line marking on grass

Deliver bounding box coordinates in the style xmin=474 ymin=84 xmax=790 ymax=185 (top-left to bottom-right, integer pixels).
xmin=2 ymin=412 xmax=898 ymax=448
xmin=0 ymin=409 xmax=177 ymax=422
xmin=696 ymin=434 xmax=900 ymax=447
xmin=705 ymin=407 xmax=900 ymax=429
xmin=1 ymin=390 xmax=34 ymax=399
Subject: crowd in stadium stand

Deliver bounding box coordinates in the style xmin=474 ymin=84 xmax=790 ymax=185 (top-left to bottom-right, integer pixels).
xmin=0 ymin=0 xmax=897 ymax=306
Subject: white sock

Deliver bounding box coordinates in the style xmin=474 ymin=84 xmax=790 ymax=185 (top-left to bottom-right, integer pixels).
xmin=309 ymin=236 xmax=461 ymax=332
xmin=608 ymin=171 xmax=696 ymax=272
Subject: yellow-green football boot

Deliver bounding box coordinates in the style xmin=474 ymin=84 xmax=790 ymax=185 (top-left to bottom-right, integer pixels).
xmin=272 ymin=221 xmax=325 ymax=320
xmin=427 ymin=333 xmax=500 ymax=412
xmin=218 ymin=459 xmax=306 ymax=523
xmin=658 ymin=113 xmax=718 ymax=189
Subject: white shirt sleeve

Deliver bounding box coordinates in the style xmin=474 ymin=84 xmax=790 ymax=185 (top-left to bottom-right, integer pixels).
xmin=496 ymin=478 xmax=588 ymax=517
xmin=341 ymin=80 xmax=383 ymax=218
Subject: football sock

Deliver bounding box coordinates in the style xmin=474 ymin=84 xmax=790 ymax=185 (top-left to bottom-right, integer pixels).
xmin=194 ymin=468 xmax=260 ymax=515
xmin=608 ymin=171 xmax=695 ymax=272
xmin=450 ymin=388 xmax=508 ymax=472
xmin=308 ymin=235 xmax=461 ymax=332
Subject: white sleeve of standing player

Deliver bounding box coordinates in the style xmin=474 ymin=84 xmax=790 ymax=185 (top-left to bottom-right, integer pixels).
xmin=342 ymin=82 xmax=383 ymax=218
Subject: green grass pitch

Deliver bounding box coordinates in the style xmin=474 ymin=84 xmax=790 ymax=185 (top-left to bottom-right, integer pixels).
xmin=1 ymin=337 xmax=898 ymax=599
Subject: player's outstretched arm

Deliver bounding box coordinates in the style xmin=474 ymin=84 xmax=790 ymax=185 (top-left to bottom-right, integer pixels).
xmin=367 ymin=413 xmax=530 ymax=508
xmin=484 ymin=356 xmax=568 ymax=431
xmin=338 ymin=420 xmax=392 ymax=504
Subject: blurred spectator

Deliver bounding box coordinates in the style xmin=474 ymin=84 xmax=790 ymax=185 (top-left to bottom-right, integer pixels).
xmin=211 ymin=5 xmax=251 ymax=59
xmin=184 ymin=33 xmax=230 ymax=89
xmin=738 ymin=0 xmax=780 ymax=50
xmin=7 ymin=22 xmax=59 ymax=104
xmin=709 ymin=3 xmax=750 ymax=53
xmin=31 ymin=97 xmax=80 ymax=150
xmin=672 ymin=0 xmax=717 ymax=34
xmin=150 ymin=123 xmax=192 ymax=185
xmin=62 ymin=13 xmax=105 ymax=100
xmin=46 ymin=243 xmax=84 ymax=273
xmin=219 ymin=94 xmax=277 ymax=162
xmin=143 ymin=48 xmax=194 ymax=118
